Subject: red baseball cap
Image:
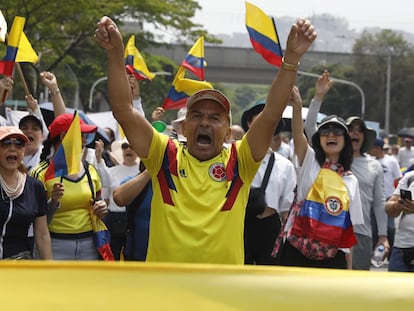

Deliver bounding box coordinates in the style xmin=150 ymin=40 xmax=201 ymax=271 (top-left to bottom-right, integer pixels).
xmin=48 ymin=113 xmax=97 ymax=139
xmin=186 ymin=89 xmax=232 ymax=124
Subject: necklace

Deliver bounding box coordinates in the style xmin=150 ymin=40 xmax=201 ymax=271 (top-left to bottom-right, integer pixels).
xmin=0 ymin=171 xmax=24 ymax=198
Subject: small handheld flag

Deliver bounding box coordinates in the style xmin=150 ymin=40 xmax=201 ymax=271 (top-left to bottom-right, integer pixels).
xmin=181 ymin=36 xmax=206 ymax=80
xmin=16 ymin=32 xmax=38 ymax=63
xmin=245 ymin=1 xmax=283 ymax=67
xmin=0 ymin=16 xmax=25 ymax=76
xmin=45 ymin=112 xmax=82 ymax=181
xmin=162 ymin=66 xmax=213 ymax=110
xmin=124 ymin=35 xmax=155 ymax=82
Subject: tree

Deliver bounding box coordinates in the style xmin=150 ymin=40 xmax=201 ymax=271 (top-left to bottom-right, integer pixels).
xmin=0 ymin=0 xmax=218 ymax=112
xmin=352 ymin=29 xmax=413 ymax=133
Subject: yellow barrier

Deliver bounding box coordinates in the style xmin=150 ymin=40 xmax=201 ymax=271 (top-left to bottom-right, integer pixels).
xmin=1 ymin=261 xmax=413 ymax=310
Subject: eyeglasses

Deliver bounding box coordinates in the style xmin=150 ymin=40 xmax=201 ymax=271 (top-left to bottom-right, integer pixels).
xmin=0 ymin=138 xmax=26 ymax=148
xmin=319 ymin=126 xmax=346 ymax=137
xmin=348 ymin=125 xmax=365 ymax=134
xmin=121 ymin=143 xmax=130 ymax=150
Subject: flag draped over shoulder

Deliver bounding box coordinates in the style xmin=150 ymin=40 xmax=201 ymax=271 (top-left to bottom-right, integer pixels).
xmin=0 ymin=16 xmax=25 ymax=76
xmin=181 ymin=36 xmax=206 ymax=80
xmin=245 ymin=1 xmax=283 ymax=67
xmin=0 ymin=10 xmax=7 ymax=43
xmin=162 ymin=66 xmax=213 ymax=110
xmin=45 ymin=112 xmax=82 ymax=181
xmin=16 ymin=32 xmax=38 ymax=63
xmin=124 ymin=35 xmax=155 ymax=82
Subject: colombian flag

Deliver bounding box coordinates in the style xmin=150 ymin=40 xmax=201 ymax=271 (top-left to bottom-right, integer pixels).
xmin=181 ymin=36 xmax=206 ymax=80
xmin=245 ymin=2 xmax=283 ymax=67
xmin=16 ymin=32 xmax=38 ymax=63
xmin=0 ymin=16 xmax=25 ymax=76
xmin=162 ymin=66 xmax=213 ymax=110
xmin=91 ymin=212 xmax=114 ymax=261
xmin=124 ymin=35 xmax=155 ymax=82
xmin=290 ymin=169 xmax=357 ymax=248
xmin=45 ymin=112 xmax=82 ymax=181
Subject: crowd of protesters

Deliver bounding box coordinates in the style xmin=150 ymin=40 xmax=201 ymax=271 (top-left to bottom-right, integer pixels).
xmin=0 ymin=16 xmax=414 ymax=273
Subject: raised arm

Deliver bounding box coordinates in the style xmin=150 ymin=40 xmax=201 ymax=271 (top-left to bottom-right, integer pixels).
xmin=94 ymin=16 xmax=153 ymax=158
xmin=304 ymin=69 xmax=333 ymax=141
xmin=24 ymin=94 xmax=49 ymax=138
xmin=246 ymin=19 xmax=317 ymax=161
xmin=291 ymin=86 xmax=308 ymax=166
xmin=40 ymin=71 xmax=66 ymax=117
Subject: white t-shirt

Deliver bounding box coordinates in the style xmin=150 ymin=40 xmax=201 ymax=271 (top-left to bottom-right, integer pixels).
xmin=377 ymin=154 xmax=402 ymax=199
xmin=393 ymin=171 xmax=414 ymax=248
xmin=398 ymin=146 xmax=414 ymax=169
xmin=107 ymin=163 xmax=140 ymax=212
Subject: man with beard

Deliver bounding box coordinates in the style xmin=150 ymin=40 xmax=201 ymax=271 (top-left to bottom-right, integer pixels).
xmin=94 ymin=15 xmax=317 ymax=264
xmin=346 ymin=117 xmax=389 ymax=270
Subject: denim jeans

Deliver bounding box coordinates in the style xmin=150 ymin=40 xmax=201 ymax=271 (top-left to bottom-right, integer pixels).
xmin=388 ymin=246 xmax=414 ymax=272
xmin=51 ymin=236 xmax=99 ymax=260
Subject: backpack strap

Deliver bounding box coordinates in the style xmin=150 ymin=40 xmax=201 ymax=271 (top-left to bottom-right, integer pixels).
xmin=260 ymin=152 xmax=275 ymax=190
xmin=82 ymin=160 xmax=95 ymax=202
xmin=408 ymin=175 xmax=414 ymax=188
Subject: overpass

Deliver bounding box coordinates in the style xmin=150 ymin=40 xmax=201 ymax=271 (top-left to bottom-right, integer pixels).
xmin=148 ymin=44 xmax=354 ymax=84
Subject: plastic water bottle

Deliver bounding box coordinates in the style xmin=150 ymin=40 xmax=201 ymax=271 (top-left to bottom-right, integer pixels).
xmin=371 ymin=245 xmax=385 ymax=268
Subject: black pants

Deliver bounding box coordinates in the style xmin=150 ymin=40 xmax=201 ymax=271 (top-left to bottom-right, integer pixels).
xmin=244 ymin=212 xmax=281 ymax=265
xmin=104 ymin=211 xmax=127 ymax=260
xmin=276 ymin=240 xmax=347 ymax=269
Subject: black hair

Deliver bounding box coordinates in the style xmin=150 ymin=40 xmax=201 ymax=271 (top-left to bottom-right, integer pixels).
xmin=312 ymin=131 xmax=353 ymax=171
xmin=40 ymin=135 xmax=61 ymax=161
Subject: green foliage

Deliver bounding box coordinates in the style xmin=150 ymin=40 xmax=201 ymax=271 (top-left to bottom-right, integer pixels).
xmin=0 ymin=0 xmax=218 ymax=113
xmin=352 ymin=30 xmax=414 ymax=133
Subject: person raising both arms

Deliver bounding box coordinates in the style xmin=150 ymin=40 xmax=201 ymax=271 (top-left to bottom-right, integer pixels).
xmin=94 ymin=16 xmax=317 ymax=264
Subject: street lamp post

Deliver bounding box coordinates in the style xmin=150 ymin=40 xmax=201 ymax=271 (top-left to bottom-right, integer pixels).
xmin=88 ymin=76 xmax=108 ymax=111
xmin=298 ymin=70 xmax=366 ymax=118
xmin=385 ymin=54 xmax=391 ymax=135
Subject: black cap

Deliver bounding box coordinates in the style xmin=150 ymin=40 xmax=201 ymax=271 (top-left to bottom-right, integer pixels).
xmin=18 ymin=115 xmax=43 ymax=132
xmin=346 ymin=116 xmax=376 ymax=153
xmin=241 ymin=100 xmax=284 ymax=135
xmin=312 ymin=115 xmax=349 ymax=148
xmin=374 ymin=138 xmax=385 ymax=148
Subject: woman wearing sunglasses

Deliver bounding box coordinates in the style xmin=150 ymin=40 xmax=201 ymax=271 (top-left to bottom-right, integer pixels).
xmin=32 ymin=114 xmax=108 ymax=260
xmin=273 ymin=86 xmax=363 ymax=269
xmin=0 ymin=126 xmax=52 ymax=260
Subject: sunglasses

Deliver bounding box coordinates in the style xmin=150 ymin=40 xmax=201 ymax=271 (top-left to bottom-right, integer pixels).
xmin=348 ymin=125 xmax=365 ymax=134
xmin=121 ymin=143 xmax=130 ymax=150
xmin=0 ymin=138 xmax=26 ymax=148
xmin=319 ymin=126 xmax=346 ymax=137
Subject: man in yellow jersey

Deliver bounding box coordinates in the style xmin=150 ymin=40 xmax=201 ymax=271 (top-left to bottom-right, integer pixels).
xmin=94 ymin=16 xmax=317 ymax=264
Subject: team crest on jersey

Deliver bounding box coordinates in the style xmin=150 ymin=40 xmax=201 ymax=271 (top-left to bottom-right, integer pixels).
xmin=209 ymin=163 xmax=226 ymax=182
xmin=324 ymin=196 xmax=343 ymax=215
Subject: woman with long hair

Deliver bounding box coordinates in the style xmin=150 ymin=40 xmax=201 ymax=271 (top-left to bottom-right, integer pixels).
xmin=273 ymin=86 xmax=363 ymax=269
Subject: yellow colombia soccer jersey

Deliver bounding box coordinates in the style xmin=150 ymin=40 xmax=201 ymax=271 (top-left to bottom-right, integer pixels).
xmin=31 ymin=161 xmax=102 ymax=234
xmin=142 ymin=129 xmax=261 ymax=264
